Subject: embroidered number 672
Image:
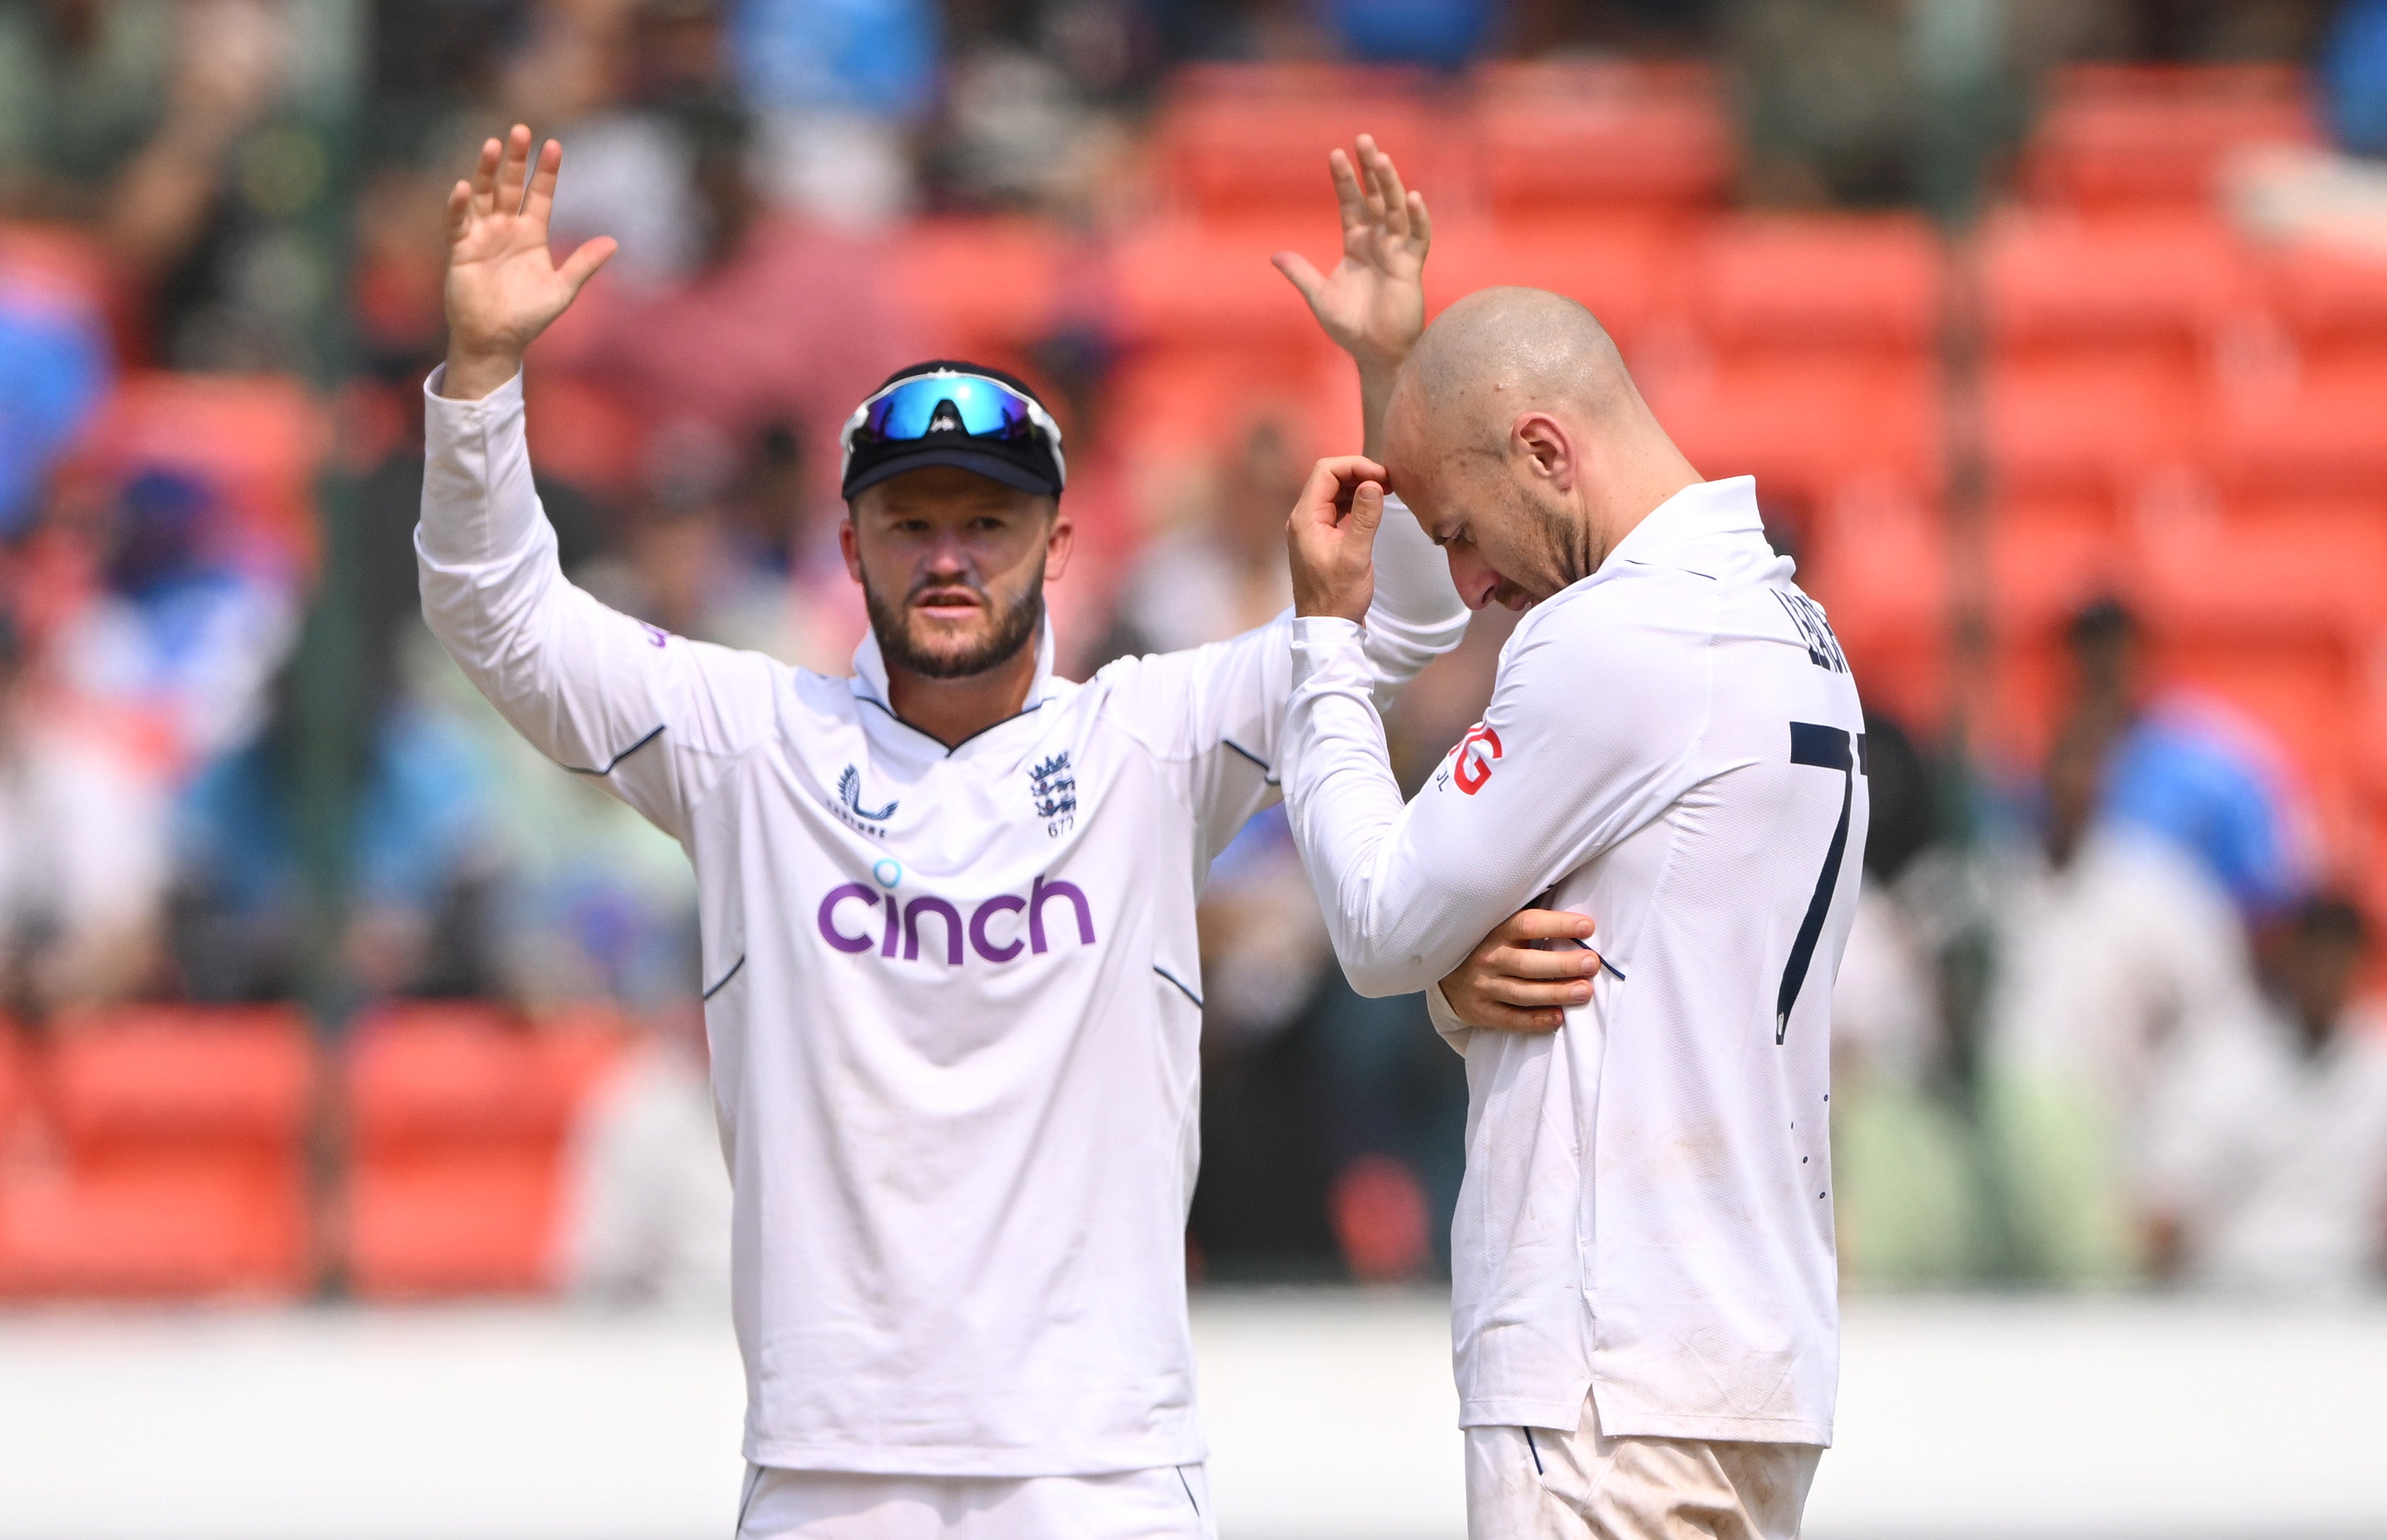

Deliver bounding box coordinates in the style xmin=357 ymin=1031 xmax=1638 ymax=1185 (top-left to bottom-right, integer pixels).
xmin=1777 ymin=722 xmax=1863 ymax=1045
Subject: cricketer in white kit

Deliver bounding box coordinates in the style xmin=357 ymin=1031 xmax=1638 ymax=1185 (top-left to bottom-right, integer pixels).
xmin=1280 ymin=287 xmax=1869 ymax=1539
xmin=419 ymin=127 xmax=1468 ymax=1537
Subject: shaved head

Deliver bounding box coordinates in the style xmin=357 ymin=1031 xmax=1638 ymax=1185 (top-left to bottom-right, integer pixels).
xmin=1395 ymin=287 xmax=1639 ymax=454
xmin=1383 ymin=286 xmax=1696 ymax=611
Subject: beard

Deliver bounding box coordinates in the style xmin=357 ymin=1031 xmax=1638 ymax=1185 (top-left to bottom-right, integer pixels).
xmin=863 ymin=559 xmax=1047 ymax=680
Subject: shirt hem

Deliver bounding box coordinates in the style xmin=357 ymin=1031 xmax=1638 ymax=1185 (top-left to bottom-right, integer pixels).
xmin=1458 ymin=1397 xmax=1831 ymax=1448
xmin=741 ymin=1435 xmax=1210 ymax=1479
xmin=1595 ymin=1407 xmax=1833 ymax=1447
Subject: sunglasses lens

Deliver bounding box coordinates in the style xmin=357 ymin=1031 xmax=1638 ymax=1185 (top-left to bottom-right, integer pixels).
xmin=861 ymin=376 xmax=1033 ymax=443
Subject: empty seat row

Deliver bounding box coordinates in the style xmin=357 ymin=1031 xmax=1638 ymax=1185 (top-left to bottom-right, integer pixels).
xmin=2018 ymin=64 xmax=2319 ymax=212
xmin=1982 ymin=209 xmax=2387 ymax=352
xmin=1151 ymin=61 xmax=1732 ymax=220
xmin=0 ymin=1004 xmax=629 ymax=1301
xmin=1986 ymin=354 xmax=2387 ymax=495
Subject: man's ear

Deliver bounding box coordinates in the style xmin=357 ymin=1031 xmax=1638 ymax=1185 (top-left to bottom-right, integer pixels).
xmin=1042 ymin=501 xmax=1075 ymax=585
xmin=838 ymin=510 xmax=864 ymax=584
xmin=1513 ymin=412 xmax=1574 ymax=491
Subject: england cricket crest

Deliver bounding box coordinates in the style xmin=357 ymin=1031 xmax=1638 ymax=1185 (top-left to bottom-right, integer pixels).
xmin=1028 ymin=751 xmax=1077 ymax=838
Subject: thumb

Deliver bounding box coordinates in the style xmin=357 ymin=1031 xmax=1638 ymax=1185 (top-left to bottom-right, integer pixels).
xmin=1271 ymin=251 xmax=1327 ymax=309
xmin=1347 ymin=479 xmax=1385 ymax=535
xmin=558 ymin=235 xmax=617 ymax=296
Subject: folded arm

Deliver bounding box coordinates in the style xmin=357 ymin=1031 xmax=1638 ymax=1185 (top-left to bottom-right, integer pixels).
xmin=1279 ymin=610 xmax=1705 ymax=998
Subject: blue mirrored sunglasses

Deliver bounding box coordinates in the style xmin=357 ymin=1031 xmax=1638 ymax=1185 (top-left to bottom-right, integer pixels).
xmin=852 ymin=374 xmax=1037 ymax=446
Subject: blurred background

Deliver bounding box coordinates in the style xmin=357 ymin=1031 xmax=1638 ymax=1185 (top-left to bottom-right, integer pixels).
xmin=1 ymin=1 xmax=2386 ymax=1536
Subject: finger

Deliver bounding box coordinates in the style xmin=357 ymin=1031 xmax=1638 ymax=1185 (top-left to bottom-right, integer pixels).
xmin=1312 ymin=453 xmax=1391 ymax=487
xmin=446 ymin=178 xmax=473 ymax=241
xmin=470 ymin=136 xmax=501 ymax=215
xmin=1352 ymin=135 xmax=1388 ymax=225
xmin=1477 ymin=976 xmax=1595 ymax=1009
xmin=499 ymin=124 xmax=533 ymax=214
xmin=524 ymin=137 xmax=563 ymax=228
xmin=1481 ymin=945 xmax=1602 ymax=981
xmin=558 ymin=234 xmax=617 ymax=295
xmin=1367 ymin=138 xmax=1412 ymax=239
xmin=1496 ymin=909 xmax=1597 ymax=944
xmin=1468 ymin=1001 xmax=1568 ymax=1034
xmin=1408 ymin=190 xmax=1434 ymax=256
xmin=1270 ymin=250 xmax=1327 ymax=308
xmin=1327 ymin=148 xmax=1366 ymax=233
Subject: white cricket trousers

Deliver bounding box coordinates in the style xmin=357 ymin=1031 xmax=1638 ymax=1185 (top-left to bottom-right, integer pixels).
xmin=1465 ymin=1390 xmax=1821 ymax=1539
xmin=733 ymin=1462 xmax=1217 ymax=1539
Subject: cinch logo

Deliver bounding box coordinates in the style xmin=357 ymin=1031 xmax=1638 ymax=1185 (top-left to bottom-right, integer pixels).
xmin=1451 ymin=723 xmax=1502 ymax=795
xmin=816 ymin=875 xmax=1097 ymax=965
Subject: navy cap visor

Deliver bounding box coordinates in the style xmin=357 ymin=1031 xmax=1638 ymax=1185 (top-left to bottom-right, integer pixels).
xmin=843 ymin=444 xmax=1061 ymax=500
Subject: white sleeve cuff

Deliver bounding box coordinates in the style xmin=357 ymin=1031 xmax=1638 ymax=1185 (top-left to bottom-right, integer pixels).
xmin=424 ymin=363 xmax=525 ymax=414
xmin=1290 ymin=615 xmax=1369 ymax=688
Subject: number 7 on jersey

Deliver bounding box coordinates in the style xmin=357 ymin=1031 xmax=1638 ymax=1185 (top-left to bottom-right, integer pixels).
xmin=1777 ymin=722 xmax=1864 ymax=1045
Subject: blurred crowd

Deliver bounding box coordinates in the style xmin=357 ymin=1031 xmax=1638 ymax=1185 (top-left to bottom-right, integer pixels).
xmin=1 ymin=0 xmax=2386 ymax=1303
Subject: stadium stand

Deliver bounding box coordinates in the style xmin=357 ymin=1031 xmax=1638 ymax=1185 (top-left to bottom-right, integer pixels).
xmin=345 ymin=1004 xmax=624 ymax=1299
xmin=0 ymin=1007 xmax=313 ymax=1298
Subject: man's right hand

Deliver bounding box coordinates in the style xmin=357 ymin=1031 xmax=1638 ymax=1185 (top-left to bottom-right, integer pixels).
xmin=441 ymin=124 xmax=616 ymax=401
xmin=1439 ymin=909 xmax=1603 ymax=1033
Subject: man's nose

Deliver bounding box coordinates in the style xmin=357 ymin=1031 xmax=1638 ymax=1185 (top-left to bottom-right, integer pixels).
xmin=1446 ymin=546 xmax=1503 ymax=611
xmin=919 ymin=531 xmax=975 ymax=579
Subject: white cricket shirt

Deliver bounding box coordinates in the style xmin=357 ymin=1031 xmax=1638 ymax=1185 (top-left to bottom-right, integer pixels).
xmin=416 ymin=371 xmax=1468 ymax=1476
xmin=1281 ymin=476 xmax=1864 ymax=1446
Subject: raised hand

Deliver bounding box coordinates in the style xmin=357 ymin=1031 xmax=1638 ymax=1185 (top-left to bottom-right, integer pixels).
xmin=1271 ymin=135 xmax=1432 ymax=378
xmin=441 ymin=124 xmax=616 ymax=401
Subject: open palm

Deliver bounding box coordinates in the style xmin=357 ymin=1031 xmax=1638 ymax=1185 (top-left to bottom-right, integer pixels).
xmin=444 ymin=125 xmax=615 ymax=371
xmin=1273 ymin=135 xmax=1433 ymax=373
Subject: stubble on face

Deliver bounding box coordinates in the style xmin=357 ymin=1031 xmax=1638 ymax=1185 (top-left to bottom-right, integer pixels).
xmin=862 ymin=555 xmax=1047 ymax=679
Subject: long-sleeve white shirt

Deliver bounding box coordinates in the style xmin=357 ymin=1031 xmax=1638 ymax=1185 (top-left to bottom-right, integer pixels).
xmin=415 ymin=369 xmax=1468 ymax=1476
xmin=1280 ymin=476 xmax=1864 ymax=1446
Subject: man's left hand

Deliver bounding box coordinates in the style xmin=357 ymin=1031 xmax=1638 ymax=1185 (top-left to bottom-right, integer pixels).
xmin=1440 ymin=909 xmax=1604 ymax=1032
xmin=1287 ymin=455 xmax=1388 ymax=623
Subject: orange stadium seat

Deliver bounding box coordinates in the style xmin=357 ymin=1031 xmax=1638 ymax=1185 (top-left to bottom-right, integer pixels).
xmin=1987 ymin=499 xmax=2131 ymax=633
xmin=1110 ymin=222 xmax=1328 ymax=350
xmin=2210 ymin=357 xmax=2387 ymax=496
xmin=1690 ymin=215 xmax=1944 ymax=353
xmin=1980 ymin=208 xmax=2258 ymax=356
xmin=890 ymin=219 xmax=1067 ymax=360
xmin=345 ymin=1004 xmax=621 ymax=1299
xmin=1984 ymin=356 xmax=2203 ymax=497
xmin=1472 ymin=61 xmax=1732 ymax=217
xmin=1151 ymin=66 xmax=1446 ymax=220
xmin=0 ymin=1007 xmax=314 ymax=1299
xmin=1655 ymin=355 xmax=1941 ymax=505
xmin=1425 ymin=217 xmax=1674 ymax=346
xmin=2266 ymin=244 xmax=2387 ymax=352
xmin=2019 ymin=64 xmax=2318 ymax=212
xmin=73 ymin=373 xmax=328 ymax=574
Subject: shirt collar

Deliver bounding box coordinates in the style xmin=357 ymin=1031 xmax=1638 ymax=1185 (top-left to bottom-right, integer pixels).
xmin=1597 ymin=475 xmax=1764 ymax=575
xmin=850 ymin=614 xmax=1062 ymax=714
